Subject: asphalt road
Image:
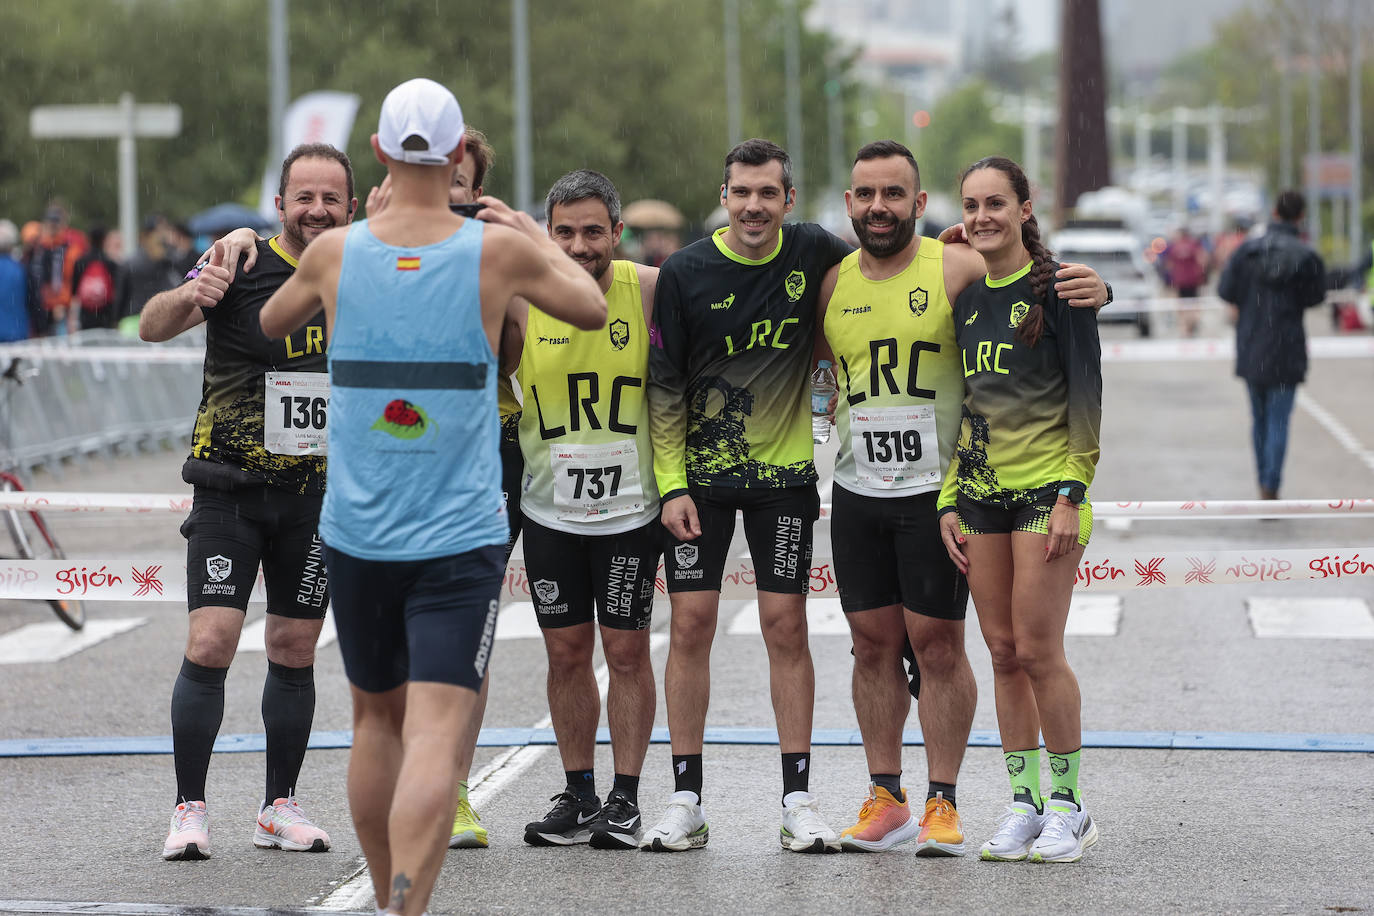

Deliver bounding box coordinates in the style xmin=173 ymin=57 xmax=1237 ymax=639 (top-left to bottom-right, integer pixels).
xmin=1 ymin=310 xmax=1372 ymax=915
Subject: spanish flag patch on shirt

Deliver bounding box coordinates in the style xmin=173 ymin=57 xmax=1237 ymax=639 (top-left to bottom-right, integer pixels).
xmin=396 ymin=256 xmax=420 ymax=271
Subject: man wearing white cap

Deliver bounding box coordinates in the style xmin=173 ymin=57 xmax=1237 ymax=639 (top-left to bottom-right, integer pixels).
xmin=261 ymin=78 xmax=606 ymax=916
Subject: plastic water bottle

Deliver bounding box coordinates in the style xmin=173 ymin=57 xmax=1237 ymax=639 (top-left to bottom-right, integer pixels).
xmin=811 ymin=359 xmax=837 ymax=444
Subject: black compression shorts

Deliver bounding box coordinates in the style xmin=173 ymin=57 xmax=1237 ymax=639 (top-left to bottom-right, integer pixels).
xmin=665 ymin=484 xmax=819 ymax=595
xmin=181 ymin=485 xmax=328 ymax=618
xmin=831 ymin=485 xmax=968 ymax=620
xmin=501 ymin=438 xmax=523 ymax=561
xmin=521 ymin=517 xmax=661 ymax=631
xmin=325 ymin=544 xmax=505 ymax=693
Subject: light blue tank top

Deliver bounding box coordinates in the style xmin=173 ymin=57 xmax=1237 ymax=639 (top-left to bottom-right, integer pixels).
xmin=320 ymin=218 xmax=507 ymax=561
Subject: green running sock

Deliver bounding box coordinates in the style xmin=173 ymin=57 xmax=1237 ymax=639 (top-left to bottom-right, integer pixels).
xmin=1048 ymin=748 xmax=1082 ymax=812
xmin=1004 ymin=748 xmax=1042 ymax=813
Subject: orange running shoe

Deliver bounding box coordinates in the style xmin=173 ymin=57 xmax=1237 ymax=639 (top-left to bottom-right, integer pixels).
xmin=915 ymin=791 xmax=965 ymax=856
xmin=839 ymin=785 xmax=919 ymax=852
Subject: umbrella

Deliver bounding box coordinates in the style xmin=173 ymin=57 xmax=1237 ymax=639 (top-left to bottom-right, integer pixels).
xmin=187 ymin=203 xmax=276 ymax=236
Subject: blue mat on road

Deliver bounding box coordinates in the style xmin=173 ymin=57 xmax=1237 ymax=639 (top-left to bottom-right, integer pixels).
xmin=2 ymin=727 xmax=1371 ymax=757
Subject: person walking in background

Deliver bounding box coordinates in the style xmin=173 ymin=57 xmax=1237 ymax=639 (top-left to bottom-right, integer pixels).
xmin=1217 ymin=190 xmax=1326 ymax=501
xmin=1163 ymin=224 xmax=1208 ymax=337
xmin=0 ymin=220 xmax=28 ymax=342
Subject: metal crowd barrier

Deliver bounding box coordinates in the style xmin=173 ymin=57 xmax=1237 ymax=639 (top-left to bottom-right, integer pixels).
xmin=0 ymin=329 xmax=205 ymax=474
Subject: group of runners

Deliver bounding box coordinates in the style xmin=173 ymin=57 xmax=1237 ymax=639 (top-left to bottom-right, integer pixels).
xmin=146 ymin=77 xmax=1106 ymax=916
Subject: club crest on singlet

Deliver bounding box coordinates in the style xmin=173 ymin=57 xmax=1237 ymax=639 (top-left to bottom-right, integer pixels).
xmin=609 ymin=318 xmax=630 ymax=351
xmin=785 ymin=269 xmax=806 ymax=302
xmin=909 ymin=287 xmax=928 ymax=316
xmin=1009 ymin=300 xmax=1031 ymax=329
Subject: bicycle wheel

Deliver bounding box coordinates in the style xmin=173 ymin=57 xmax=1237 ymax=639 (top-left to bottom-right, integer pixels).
xmin=1 ymin=476 xmax=86 ymax=630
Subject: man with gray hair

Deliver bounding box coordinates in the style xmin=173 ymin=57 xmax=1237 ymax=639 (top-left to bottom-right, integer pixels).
xmin=507 ymin=168 xmax=662 ymax=849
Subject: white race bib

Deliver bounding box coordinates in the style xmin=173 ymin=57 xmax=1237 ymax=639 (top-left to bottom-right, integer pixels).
xmin=264 ymin=371 xmax=329 ymax=456
xmin=550 ymin=439 xmax=643 ymax=522
xmin=850 ymin=404 xmax=939 ymax=490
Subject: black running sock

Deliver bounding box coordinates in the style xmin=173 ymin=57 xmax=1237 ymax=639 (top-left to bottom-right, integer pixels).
xmin=927 ymin=781 xmax=957 ymax=808
xmin=781 ymin=752 xmax=810 ymax=798
xmin=262 ymin=661 xmax=316 ymax=805
xmin=565 ymin=769 xmax=596 ymax=801
xmin=611 ymin=773 xmax=640 ymax=805
xmin=671 ymin=754 xmax=702 ymax=800
xmin=871 ymin=773 xmax=904 ymax=803
xmin=171 ymin=657 xmax=228 ymax=805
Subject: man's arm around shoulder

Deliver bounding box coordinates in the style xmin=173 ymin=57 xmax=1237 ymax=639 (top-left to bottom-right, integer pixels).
xmin=260 ymin=230 xmax=346 ymax=339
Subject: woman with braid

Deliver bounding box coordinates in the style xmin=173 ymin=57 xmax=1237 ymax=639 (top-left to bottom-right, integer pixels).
xmin=937 ymin=157 xmax=1102 ymax=864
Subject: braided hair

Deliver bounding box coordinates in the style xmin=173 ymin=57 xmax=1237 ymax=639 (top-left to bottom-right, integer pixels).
xmin=959 ymin=156 xmax=1056 ymax=347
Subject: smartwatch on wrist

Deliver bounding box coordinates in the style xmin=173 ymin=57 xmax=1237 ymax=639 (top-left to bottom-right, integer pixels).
xmin=1058 ymin=484 xmax=1086 ymax=505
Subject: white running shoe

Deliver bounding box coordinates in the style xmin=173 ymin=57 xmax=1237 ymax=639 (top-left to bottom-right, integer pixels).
xmin=162 ymin=800 xmax=210 ymax=861
xmin=639 ymin=790 xmax=709 ymax=852
xmin=254 ymin=796 xmax=331 ymax=852
xmin=1028 ymin=800 xmax=1097 ymax=863
xmin=979 ymin=802 xmax=1047 ymax=862
xmin=780 ymin=791 xmax=841 ymax=854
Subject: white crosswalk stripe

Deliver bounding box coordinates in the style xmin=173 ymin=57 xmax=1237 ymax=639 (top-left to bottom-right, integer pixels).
xmin=1246 ymin=597 xmax=1374 ymax=639
xmin=0 ymin=617 xmax=146 ymax=664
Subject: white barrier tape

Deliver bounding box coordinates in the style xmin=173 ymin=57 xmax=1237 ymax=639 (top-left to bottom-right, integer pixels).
xmin=5 ymin=335 xmax=1374 ymax=369
xmin=1111 ymin=295 xmax=1227 ymax=314
xmin=1099 ymin=335 xmax=1374 ymax=363
xmin=0 ymin=492 xmax=194 ymax=513
xmin=4 ymin=547 xmax=1374 ymax=602
xmin=9 ymin=492 xmax=1373 ymax=521
xmin=0 ymin=344 xmax=205 ymax=364
xmin=1092 ymin=498 xmax=1374 ymax=519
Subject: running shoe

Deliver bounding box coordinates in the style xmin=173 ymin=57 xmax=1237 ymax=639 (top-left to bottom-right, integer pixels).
xmin=639 ymin=790 xmax=709 ymax=852
xmin=449 ymin=795 xmax=488 ymax=849
xmin=523 ymin=790 xmax=601 ymax=846
xmin=1028 ymin=800 xmax=1097 ymax=863
xmin=913 ymin=791 xmax=965 ymax=856
xmin=979 ymin=801 xmax=1046 ymax=862
xmin=588 ymin=789 xmax=642 ymax=850
xmin=780 ymin=791 xmax=841 ymax=854
xmin=162 ymin=800 xmax=210 ymax=861
xmin=253 ymin=796 xmax=331 ymax=852
xmin=839 ymin=785 xmax=919 ymax=852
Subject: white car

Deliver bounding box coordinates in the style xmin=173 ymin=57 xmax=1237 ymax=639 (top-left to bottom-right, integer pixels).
xmin=1051 ymin=221 xmax=1160 ymax=337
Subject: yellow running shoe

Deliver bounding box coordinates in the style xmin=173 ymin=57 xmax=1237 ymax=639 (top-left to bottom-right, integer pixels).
xmin=915 ymin=791 xmax=965 ymax=856
xmin=449 ymin=795 xmax=489 ymax=849
xmin=839 ymin=785 xmax=919 ymax=852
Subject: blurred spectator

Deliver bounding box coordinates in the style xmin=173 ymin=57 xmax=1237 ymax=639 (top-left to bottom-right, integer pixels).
xmin=119 ymin=215 xmax=180 ymax=323
xmin=25 ymin=203 xmax=87 ymax=336
xmin=162 ymin=221 xmax=199 ymax=278
xmin=622 ymin=199 xmax=685 ymax=267
xmin=1163 ymin=225 xmax=1209 ymax=337
xmin=0 ymin=220 xmax=28 ymax=342
xmin=1210 ymin=218 xmax=1251 ymax=272
xmin=1217 ymin=190 xmax=1326 ymax=501
xmin=70 ymin=224 xmax=122 ymax=331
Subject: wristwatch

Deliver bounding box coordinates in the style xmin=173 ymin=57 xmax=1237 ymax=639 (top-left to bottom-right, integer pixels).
xmin=1058 ymin=484 xmax=1086 ymax=505
xmin=1101 ymin=281 xmax=1113 ymax=308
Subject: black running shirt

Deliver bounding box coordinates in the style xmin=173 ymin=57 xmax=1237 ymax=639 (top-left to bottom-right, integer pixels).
xmin=648 ymin=223 xmax=852 ymax=498
xmin=939 ymin=260 xmax=1101 ymax=509
xmin=184 ymin=236 xmax=328 ymax=495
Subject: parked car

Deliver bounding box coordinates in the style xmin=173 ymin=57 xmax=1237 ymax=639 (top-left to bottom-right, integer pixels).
xmin=1051 ymin=219 xmax=1159 ymax=337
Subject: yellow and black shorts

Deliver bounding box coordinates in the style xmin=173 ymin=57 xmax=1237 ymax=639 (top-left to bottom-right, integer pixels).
xmin=956 ymin=487 xmax=1092 ymax=547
